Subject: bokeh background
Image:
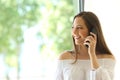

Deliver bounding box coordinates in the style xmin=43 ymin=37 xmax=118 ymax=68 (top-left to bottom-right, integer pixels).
xmin=0 ymin=0 xmax=120 ymax=80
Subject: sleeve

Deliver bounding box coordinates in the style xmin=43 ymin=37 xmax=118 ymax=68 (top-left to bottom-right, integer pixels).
xmin=54 ymin=60 xmax=63 ymax=80
xmin=91 ymin=60 xmax=115 ymax=80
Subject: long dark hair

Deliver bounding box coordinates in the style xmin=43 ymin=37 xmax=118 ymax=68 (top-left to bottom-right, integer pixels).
xmin=72 ymin=11 xmax=112 ymax=62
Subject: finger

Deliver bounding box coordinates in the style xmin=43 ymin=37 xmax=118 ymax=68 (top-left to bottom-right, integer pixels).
xmin=84 ymin=42 xmax=90 ymax=48
xmin=84 ymin=38 xmax=90 ymax=43
xmin=90 ymin=32 xmax=97 ymax=40
xmin=84 ymin=39 xmax=91 ymax=45
xmin=85 ymin=36 xmax=94 ymax=42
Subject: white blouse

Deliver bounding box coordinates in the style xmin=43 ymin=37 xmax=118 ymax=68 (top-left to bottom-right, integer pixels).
xmin=55 ymin=59 xmax=115 ymax=80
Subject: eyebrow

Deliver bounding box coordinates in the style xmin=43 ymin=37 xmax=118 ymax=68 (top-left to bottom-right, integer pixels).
xmin=73 ymin=25 xmax=83 ymax=27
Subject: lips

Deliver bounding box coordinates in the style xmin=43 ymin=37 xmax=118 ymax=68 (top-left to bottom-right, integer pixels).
xmin=74 ymin=36 xmax=81 ymax=40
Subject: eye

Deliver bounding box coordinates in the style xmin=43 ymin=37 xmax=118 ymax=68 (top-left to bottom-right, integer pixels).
xmin=72 ymin=26 xmax=83 ymax=30
xmin=76 ymin=27 xmax=83 ymax=29
xmin=76 ymin=27 xmax=80 ymax=29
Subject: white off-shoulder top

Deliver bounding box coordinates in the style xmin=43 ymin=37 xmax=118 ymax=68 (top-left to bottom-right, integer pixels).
xmin=55 ymin=59 xmax=115 ymax=80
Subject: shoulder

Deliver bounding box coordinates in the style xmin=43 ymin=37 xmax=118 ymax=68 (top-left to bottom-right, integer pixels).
xmin=97 ymin=53 xmax=115 ymax=60
xmin=58 ymin=50 xmax=74 ymax=60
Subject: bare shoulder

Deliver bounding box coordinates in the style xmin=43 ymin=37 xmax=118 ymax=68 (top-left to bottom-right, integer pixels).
xmin=97 ymin=53 xmax=115 ymax=60
xmin=58 ymin=51 xmax=74 ymax=60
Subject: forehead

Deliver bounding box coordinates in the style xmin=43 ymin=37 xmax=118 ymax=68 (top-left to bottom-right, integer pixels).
xmin=73 ymin=17 xmax=86 ymax=26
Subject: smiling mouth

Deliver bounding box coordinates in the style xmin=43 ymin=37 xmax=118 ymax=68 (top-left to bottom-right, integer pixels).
xmin=74 ymin=36 xmax=81 ymax=40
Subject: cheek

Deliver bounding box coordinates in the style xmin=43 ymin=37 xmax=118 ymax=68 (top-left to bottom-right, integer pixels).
xmin=79 ymin=31 xmax=89 ymax=38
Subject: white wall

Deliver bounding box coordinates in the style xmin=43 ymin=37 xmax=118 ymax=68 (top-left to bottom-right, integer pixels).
xmin=85 ymin=0 xmax=120 ymax=79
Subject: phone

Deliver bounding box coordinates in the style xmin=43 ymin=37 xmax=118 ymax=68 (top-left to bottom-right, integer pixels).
xmin=85 ymin=28 xmax=97 ymax=48
xmin=91 ymin=28 xmax=97 ymax=35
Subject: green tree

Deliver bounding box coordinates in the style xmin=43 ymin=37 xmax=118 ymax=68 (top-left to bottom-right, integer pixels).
xmin=39 ymin=0 xmax=75 ymax=55
xmin=0 ymin=0 xmax=75 ymax=79
xmin=0 ymin=0 xmax=41 ymax=67
xmin=0 ymin=0 xmax=75 ymax=68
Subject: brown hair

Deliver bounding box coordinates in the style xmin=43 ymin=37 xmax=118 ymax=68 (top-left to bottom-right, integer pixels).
xmin=72 ymin=11 xmax=112 ymax=63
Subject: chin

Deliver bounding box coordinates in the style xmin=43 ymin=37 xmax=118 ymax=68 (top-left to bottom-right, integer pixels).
xmin=75 ymin=41 xmax=83 ymax=45
xmin=75 ymin=42 xmax=80 ymax=45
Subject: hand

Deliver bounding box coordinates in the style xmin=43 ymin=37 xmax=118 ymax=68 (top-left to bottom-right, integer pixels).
xmin=84 ymin=32 xmax=97 ymax=56
xmin=84 ymin=32 xmax=100 ymax=69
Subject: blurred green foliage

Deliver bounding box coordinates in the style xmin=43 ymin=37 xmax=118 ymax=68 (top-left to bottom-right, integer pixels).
xmin=0 ymin=0 xmax=41 ymax=67
xmin=39 ymin=0 xmax=75 ymax=55
xmin=0 ymin=0 xmax=75 ymax=67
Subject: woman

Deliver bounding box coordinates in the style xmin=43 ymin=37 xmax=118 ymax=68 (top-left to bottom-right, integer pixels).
xmin=55 ymin=11 xmax=115 ymax=80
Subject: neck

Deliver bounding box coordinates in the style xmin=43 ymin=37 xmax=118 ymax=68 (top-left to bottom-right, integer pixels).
xmin=76 ymin=45 xmax=89 ymax=56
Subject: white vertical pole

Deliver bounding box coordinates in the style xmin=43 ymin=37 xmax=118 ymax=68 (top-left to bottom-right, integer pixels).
xmin=90 ymin=70 xmax=96 ymax=80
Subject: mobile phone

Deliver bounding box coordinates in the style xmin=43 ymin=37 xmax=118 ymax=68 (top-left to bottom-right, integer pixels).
xmin=85 ymin=28 xmax=97 ymax=48
xmin=91 ymin=28 xmax=97 ymax=35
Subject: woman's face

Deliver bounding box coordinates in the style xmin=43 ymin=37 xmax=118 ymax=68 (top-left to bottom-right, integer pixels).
xmin=72 ymin=17 xmax=89 ymax=45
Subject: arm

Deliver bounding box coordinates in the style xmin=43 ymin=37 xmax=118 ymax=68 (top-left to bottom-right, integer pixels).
xmin=89 ymin=54 xmax=115 ymax=80
xmin=89 ymin=51 xmax=115 ymax=80
xmin=84 ymin=32 xmax=100 ymax=70
xmin=89 ymin=49 xmax=115 ymax=80
xmin=85 ymin=32 xmax=115 ymax=80
xmin=95 ymin=59 xmax=115 ymax=80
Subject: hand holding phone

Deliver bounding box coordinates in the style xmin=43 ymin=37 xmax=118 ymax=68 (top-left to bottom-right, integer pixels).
xmin=84 ymin=28 xmax=97 ymax=48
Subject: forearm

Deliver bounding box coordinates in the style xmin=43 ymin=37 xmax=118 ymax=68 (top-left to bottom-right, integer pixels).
xmin=89 ymin=53 xmax=100 ymax=70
